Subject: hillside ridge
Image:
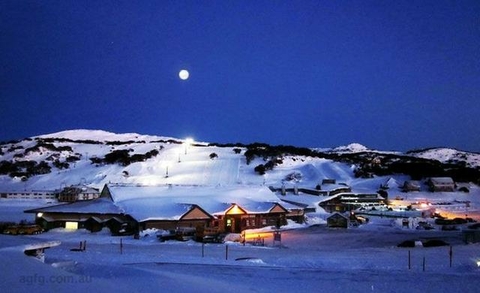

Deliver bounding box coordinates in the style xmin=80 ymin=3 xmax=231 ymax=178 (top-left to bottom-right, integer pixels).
xmin=1 ymin=129 xmax=479 ymax=191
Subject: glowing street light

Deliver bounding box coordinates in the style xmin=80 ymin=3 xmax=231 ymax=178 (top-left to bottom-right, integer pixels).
xmin=184 ymin=137 xmax=194 ymax=154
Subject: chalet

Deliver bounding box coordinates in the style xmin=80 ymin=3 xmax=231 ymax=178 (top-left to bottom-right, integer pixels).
xmin=427 ymin=177 xmax=455 ymax=192
xmin=58 ymin=185 xmax=100 ymax=202
xmin=402 ymin=180 xmax=421 ymax=192
xmin=133 ymin=203 xmax=213 ymax=231
xmin=24 ymin=197 xmax=133 ymax=234
xmin=319 ymin=192 xmax=386 ymax=213
xmin=25 ymin=184 xmax=293 ymax=237
xmin=213 ymin=202 xmax=288 ymax=233
xmin=380 ymin=178 xmax=399 ymax=190
xmin=327 ymin=213 xmax=349 ymax=228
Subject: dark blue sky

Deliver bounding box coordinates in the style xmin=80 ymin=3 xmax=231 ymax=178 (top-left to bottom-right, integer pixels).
xmin=1 ymin=1 xmax=479 ymax=151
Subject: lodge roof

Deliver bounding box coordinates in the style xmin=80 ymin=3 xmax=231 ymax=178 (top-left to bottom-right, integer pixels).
xmin=25 ymin=184 xmax=290 ymax=221
xmin=24 ymin=197 xmax=125 ymax=215
xmin=429 ymin=177 xmax=454 ymax=184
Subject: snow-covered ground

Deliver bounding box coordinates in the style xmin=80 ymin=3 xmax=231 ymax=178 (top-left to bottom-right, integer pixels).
xmin=1 ymin=130 xmax=480 ymax=292
xmin=1 ymin=218 xmax=480 ymax=293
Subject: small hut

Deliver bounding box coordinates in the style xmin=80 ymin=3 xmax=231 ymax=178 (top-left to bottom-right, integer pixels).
xmin=327 ymin=213 xmax=349 ymax=228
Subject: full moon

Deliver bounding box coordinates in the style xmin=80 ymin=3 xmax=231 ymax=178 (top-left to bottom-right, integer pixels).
xmin=179 ymin=69 xmax=189 ymax=80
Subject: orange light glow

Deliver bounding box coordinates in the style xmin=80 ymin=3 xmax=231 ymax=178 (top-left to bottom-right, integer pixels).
xmin=226 ymin=204 xmax=245 ymax=215
xmin=242 ymin=231 xmax=273 ymax=240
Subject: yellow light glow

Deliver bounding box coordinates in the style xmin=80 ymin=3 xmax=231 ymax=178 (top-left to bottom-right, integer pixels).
xmin=227 ymin=204 xmax=245 ymax=215
xmin=65 ymin=222 xmax=78 ymax=230
xmin=243 ymin=231 xmax=273 ymax=240
xmin=37 ymin=212 xmax=43 ymax=218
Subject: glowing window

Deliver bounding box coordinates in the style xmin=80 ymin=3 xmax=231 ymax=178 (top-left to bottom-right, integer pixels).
xmin=65 ymin=222 xmax=78 ymax=230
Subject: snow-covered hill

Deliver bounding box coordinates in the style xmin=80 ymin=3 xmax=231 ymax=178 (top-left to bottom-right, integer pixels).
xmin=408 ymin=147 xmax=480 ymax=168
xmin=0 ymin=130 xmax=355 ymax=191
xmin=0 ymin=129 xmax=478 ymax=193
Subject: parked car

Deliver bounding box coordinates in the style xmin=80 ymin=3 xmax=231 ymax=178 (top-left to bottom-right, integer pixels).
xmin=174 ymin=227 xmax=196 ymax=241
xmin=112 ymin=223 xmax=135 ymax=236
xmin=467 ymin=223 xmax=480 ymax=230
xmin=156 ymin=230 xmax=176 ymax=242
xmin=202 ymin=233 xmax=226 ymax=243
xmin=3 ymin=225 xmax=43 ymax=235
xmin=416 ymin=222 xmax=434 ymax=230
xmin=157 ymin=227 xmax=197 ymax=242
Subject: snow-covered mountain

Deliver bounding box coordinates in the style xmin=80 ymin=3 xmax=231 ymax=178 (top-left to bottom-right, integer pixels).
xmin=0 ymin=129 xmax=478 ymax=192
xmin=330 ymin=143 xmax=370 ymax=153
xmin=407 ymin=147 xmax=480 ymax=168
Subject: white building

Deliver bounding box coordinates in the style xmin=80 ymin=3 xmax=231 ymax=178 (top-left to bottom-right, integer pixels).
xmin=0 ymin=190 xmax=58 ymax=200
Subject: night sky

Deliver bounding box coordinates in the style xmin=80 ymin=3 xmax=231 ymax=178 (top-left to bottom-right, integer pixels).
xmin=1 ymin=1 xmax=479 ymax=152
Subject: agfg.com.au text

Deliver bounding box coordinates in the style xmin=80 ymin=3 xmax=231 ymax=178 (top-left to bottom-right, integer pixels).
xmin=19 ymin=273 xmax=92 ymax=285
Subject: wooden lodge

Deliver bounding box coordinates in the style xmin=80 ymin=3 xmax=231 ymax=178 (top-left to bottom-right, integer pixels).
xmin=138 ymin=204 xmax=213 ymax=231
xmin=25 ymin=184 xmax=294 ymax=238
xmin=24 ymin=198 xmax=134 ymax=234
xmin=427 ymin=177 xmax=455 ymax=192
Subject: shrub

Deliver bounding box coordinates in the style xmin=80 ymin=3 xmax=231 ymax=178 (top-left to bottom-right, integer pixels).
xmin=254 ymin=164 xmax=266 ymax=175
xmin=90 ymin=148 xmax=161 ymax=166
xmin=90 ymin=157 xmax=103 ymax=164
xmin=104 ymin=149 xmax=131 ymax=165
xmin=209 ymin=153 xmax=218 ymax=159
xmin=53 ymin=160 xmax=69 ymax=169
xmin=0 ymin=161 xmax=18 ymax=175
xmin=66 ymin=155 xmax=81 ymax=162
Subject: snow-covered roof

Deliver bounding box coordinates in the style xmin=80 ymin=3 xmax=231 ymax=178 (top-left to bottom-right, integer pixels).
xmin=104 ymin=184 xmax=287 ymax=221
xmin=124 ymin=201 xmax=201 ymax=222
xmin=429 ymin=177 xmax=454 ymax=184
xmin=382 ymin=177 xmax=399 ymax=188
xmin=24 ymin=198 xmax=124 ymax=215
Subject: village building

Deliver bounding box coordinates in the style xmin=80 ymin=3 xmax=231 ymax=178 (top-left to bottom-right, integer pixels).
xmin=103 ymin=184 xmax=291 ymax=234
xmin=427 ymin=177 xmax=455 ymax=192
xmin=0 ymin=189 xmax=58 ymax=200
xmin=319 ymin=192 xmax=386 ymax=213
xmin=327 ymin=213 xmax=349 ymax=228
xmin=24 ymin=197 xmax=132 ymax=233
xmin=275 ymin=181 xmax=351 ymax=197
xmin=380 ymin=178 xmax=399 ymax=190
xmin=402 ymin=180 xmax=421 ymax=192
xmin=58 ymin=185 xmax=100 ymax=202
xmin=25 ymin=184 xmax=296 ymax=238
